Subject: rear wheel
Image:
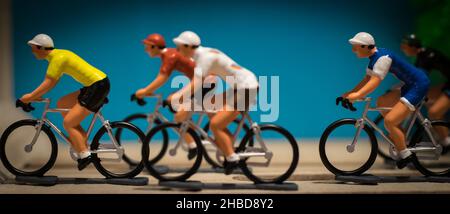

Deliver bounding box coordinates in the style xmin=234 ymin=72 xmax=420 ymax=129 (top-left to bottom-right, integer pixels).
xmin=202 ymin=118 xmax=252 ymax=168
xmin=237 ymin=124 xmax=299 ymax=183
xmin=91 ymin=122 xmax=148 ymax=178
xmin=409 ymin=120 xmax=450 ymax=176
xmin=144 ymin=123 xmax=203 ymax=181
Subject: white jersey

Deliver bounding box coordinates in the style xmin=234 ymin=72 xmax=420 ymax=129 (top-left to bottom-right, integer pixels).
xmin=193 ymin=47 xmax=259 ymax=89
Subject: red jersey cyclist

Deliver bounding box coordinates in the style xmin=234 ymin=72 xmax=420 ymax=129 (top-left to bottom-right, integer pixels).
xmin=132 ymin=33 xmax=213 ymax=159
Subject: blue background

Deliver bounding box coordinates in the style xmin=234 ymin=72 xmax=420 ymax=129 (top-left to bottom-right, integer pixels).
xmin=12 ymin=0 xmax=414 ymax=138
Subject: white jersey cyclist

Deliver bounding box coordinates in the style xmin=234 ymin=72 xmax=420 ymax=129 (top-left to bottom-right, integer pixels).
xmin=193 ymin=47 xmax=259 ymax=90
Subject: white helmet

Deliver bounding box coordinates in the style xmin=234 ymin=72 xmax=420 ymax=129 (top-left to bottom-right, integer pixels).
xmin=27 ymin=34 xmax=54 ymax=48
xmin=349 ymin=32 xmax=375 ymax=46
xmin=173 ymin=31 xmax=201 ymax=46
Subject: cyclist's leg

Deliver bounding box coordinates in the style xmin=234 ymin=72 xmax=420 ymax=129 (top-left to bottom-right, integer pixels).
xmin=376 ymin=89 xmax=400 ymax=116
xmin=63 ymin=103 xmax=91 ymax=153
xmin=174 ymin=108 xmax=195 ymax=147
xmin=428 ymin=92 xmax=450 ymax=144
xmin=57 ymin=91 xmax=87 ymax=145
xmin=384 ymin=101 xmax=412 ymax=152
xmin=209 ymin=109 xmax=240 ymax=158
xmin=426 ymin=83 xmax=445 ymax=107
xmin=57 ymin=91 xmax=79 ymax=117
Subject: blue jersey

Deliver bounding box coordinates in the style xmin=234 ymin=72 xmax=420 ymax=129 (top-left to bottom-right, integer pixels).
xmin=367 ymin=48 xmax=429 ymax=88
xmin=367 ymin=48 xmax=430 ymax=110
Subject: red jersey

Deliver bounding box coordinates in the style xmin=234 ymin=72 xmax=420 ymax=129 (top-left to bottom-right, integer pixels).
xmin=159 ymin=48 xmax=195 ymax=79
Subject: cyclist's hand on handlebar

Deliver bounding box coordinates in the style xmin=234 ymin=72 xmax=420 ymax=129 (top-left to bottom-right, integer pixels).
xmin=346 ymin=100 xmax=357 ymax=111
xmin=130 ymin=93 xmax=147 ymax=106
xmin=16 ymin=99 xmax=35 ymax=112
xmin=336 ymin=97 xmax=344 ymax=106
xmin=162 ymin=99 xmax=177 ymax=113
xmin=335 ymin=96 xmax=357 ymax=112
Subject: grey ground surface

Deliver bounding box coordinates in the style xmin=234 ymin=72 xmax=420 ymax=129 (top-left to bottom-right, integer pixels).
xmin=1 ymin=142 xmax=450 ymax=194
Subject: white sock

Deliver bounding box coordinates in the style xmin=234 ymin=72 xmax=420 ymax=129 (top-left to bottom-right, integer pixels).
xmin=442 ymin=137 xmax=450 ymax=147
xmin=226 ymin=153 xmax=240 ymax=162
xmin=79 ymin=151 xmax=91 ymax=159
xmin=188 ymin=143 xmax=197 ymax=149
xmin=399 ymin=149 xmax=412 ymax=159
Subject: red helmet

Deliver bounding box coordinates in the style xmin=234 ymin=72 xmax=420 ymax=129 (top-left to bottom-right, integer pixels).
xmin=142 ymin=33 xmax=166 ymax=48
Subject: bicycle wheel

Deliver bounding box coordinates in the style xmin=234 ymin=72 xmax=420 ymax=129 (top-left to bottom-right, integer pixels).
xmin=236 ymin=124 xmax=299 ymax=184
xmin=91 ymin=121 xmax=147 ymax=178
xmin=319 ymin=119 xmax=378 ymax=176
xmin=143 ymin=123 xmax=203 ymax=181
xmin=0 ymin=120 xmax=58 ymax=176
xmin=409 ymin=120 xmax=450 ymax=176
xmin=115 ymin=113 xmax=169 ymax=166
xmin=202 ymin=119 xmax=252 ymax=168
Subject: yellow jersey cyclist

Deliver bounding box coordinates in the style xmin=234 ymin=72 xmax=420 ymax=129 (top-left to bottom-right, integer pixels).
xmin=18 ymin=34 xmax=110 ymax=171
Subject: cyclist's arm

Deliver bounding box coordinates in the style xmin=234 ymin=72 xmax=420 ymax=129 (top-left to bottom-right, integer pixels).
xmin=137 ymin=73 xmax=170 ymax=97
xmin=347 ymin=56 xmax=390 ymax=100
xmin=343 ymin=75 xmax=370 ymax=97
xmin=170 ymin=75 xmax=202 ymax=102
xmin=20 ymin=76 xmax=58 ymax=103
xmin=347 ymin=75 xmax=382 ymax=100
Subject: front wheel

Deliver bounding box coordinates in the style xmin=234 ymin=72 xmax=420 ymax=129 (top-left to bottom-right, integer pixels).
xmin=91 ymin=122 xmax=148 ymax=178
xmin=115 ymin=113 xmax=169 ymax=166
xmin=143 ymin=123 xmax=203 ymax=181
xmin=236 ymin=124 xmax=299 ymax=184
xmin=0 ymin=120 xmax=58 ymax=176
xmin=409 ymin=120 xmax=450 ymax=176
xmin=319 ymin=119 xmax=378 ymax=176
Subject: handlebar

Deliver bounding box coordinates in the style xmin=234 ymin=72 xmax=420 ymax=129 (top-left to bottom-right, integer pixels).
xmin=336 ymin=97 xmax=357 ymax=111
xmin=130 ymin=93 xmax=177 ymax=113
xmin=130 ymin=94 xmax=147 ymax=106
xmin=16 ymin=99 xmax=36 ymax=112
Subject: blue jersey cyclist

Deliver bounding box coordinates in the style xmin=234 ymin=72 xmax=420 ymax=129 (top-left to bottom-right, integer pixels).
xmin=340 ymin=32 xmax=430 ymax=169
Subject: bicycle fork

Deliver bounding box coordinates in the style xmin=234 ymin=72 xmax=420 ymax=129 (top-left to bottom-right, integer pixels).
xmin=347 ymin=119 xmax=365 ymax=153
xmin=24 ymin=120 xmax=46 ymax=153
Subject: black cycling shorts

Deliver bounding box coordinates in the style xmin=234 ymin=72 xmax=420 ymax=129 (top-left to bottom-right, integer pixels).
xmin=78 ymin=77 xmax=110 ymax=112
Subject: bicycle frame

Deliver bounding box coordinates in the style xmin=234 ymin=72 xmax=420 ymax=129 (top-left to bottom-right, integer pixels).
xmin=141 ymin=95 xmax=171 ymax=134
xmin=349 ymin=97 xmax=442 ymax=158
xmin=27 ymin=98 xmax=124 ymax=161
xmin=169 ymin=109 xmax=273 ymax=167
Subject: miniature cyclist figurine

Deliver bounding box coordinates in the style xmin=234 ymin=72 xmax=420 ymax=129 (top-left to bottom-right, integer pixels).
xmin=132 ymin=33 xmax=200 ymax=159
xmin=19 ymin=34 xmax=110 ymax=171
xmin=338 ymin=32 xmax=430 ymax=169
xmin=401 ymin=34 xmax=450 ymax=147
xmin=168 ymin=31 xmax=259 ymax=175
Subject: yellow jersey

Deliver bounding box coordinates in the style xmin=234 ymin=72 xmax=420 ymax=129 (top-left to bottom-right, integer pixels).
xmin=45 ymin=49 xmax=107 ymax=86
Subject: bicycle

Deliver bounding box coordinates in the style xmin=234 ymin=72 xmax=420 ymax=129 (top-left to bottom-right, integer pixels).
xmin=0 ymin=98 xmax=148 ymax=178
xmin=319 ymin=97 xmax=450 ymax=176
xmin=372 ymin=91 xmax=450 ymax=162
xmin=117 ymin=93 xmax=251 ymax=169
xmin=143 ymin=101 xmax=299 ymax=183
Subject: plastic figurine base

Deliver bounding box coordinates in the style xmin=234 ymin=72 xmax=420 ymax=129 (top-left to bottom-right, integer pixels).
xmin=335 ymin=174 xmax=450 ymax=185
xmin=159 ymin=180 xmax=298 ymax=191
xmin=158 ymin=166 xmax=246 ymax=175
xmin=15 ymin=176 xmax=148 ymax=186
xmin=0 ymin=171 xmax=8 ymax=184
